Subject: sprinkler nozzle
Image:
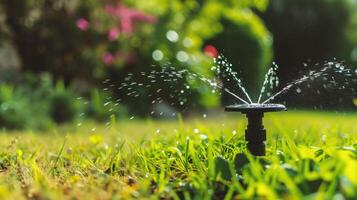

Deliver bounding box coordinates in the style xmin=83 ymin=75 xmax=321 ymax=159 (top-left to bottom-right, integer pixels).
xmin=225 ymin=104 xmax=287 ymax=156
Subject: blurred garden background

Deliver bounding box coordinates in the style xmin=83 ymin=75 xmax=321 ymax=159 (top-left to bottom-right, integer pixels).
xmin=1 ymin=0 xmax=357 ymax=130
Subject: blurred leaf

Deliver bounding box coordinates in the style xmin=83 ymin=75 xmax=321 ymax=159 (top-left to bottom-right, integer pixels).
xmin=353 ymin=99 xmax=357 ymax=107
xmin=234 ymin=153 xmax=249 ymax=173
xmin=89 ymin=134 xmax=103 ymax=145
xmin=214 ymin=156 xmax=232 ymax=180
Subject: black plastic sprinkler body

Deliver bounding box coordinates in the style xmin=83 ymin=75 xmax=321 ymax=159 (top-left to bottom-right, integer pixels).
xmin=225 ymin=104 xmax=287 ymax=156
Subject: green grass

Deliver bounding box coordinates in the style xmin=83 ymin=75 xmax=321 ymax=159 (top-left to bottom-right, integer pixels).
xmin=0 ymin=111 xmax=356 ymax=199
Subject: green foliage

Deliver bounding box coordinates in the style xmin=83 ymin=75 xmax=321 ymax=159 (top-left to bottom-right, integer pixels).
xmin=0 ymin=85 xmax=27 ymax=129
xmin=214 ymin=156 xmax=232 ymax=180
xmin=0 ymin=74 xmax=81 ymax=130
xmin=0 ymin=0 xmax=272 ymax=110
xmin=0 ymin=83 xmax=53 ymax=130
xmin=0 ymin=70 xmax=132 ymax=130
xmin=132 ymin=0 xmax=272 ymax=100
xmin=49 ymin=82 xmax=80 ymax=124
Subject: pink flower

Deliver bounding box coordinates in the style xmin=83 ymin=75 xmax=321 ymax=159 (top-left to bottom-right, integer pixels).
xmin=108 ymin=27 xmax=121 ymax=41
xmin=204 ymin=45 xmax=218 ymax=58
xmin=102 ymin=52 xmax=115 ymax=65
xmin=76 ymin=18 xmax=90 ymax=31
xmin=104 ymin=4 xmax=157 ymax=34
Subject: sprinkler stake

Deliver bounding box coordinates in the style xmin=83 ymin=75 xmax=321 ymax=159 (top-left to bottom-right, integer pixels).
xmin=225 ymin=104 xmax=287 ymax=156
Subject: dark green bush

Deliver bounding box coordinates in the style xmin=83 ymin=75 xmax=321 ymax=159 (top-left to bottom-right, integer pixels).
xmin=0 ymin=102 xmax=28 ymax=130
xmin=0 ymin=85 xmax=27 ymax=129
xmin=49 ymin=82 xmax=79 ymax=124
xmin=0 ymin=83 xmax=53 ymax=130
xmin=0 ymin=70 xmax=132 ymax=130
xmin=0 ymin=73 xmax=79 ymax=130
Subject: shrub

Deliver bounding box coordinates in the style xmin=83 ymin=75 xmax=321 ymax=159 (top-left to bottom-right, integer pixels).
xmin=0 ymin=73 xmax=81 ymax=130
xmin=0 ymin=85 xmax=27 ymax=129
xmin=0 ymin=83 xmax=53 ymax=130
xmin=0 ymin=0 xmax=272 ymax=110
xmin=48 ymin=82 xmax=80 ymax=124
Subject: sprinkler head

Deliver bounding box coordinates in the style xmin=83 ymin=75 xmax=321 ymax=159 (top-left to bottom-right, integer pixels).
xmin=225 ymin=104 xmax=287 ymax=156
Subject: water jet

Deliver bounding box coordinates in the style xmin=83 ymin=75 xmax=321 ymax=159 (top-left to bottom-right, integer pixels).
xmin=114 ymin=55 xmax=356 ymax=158
xmin=225 ymin=104 xmax=287 ymax=156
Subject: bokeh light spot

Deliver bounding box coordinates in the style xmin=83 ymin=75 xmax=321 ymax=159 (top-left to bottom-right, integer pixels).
xmin=152 ymin=49 xmax=164 ymax=61
xmin=166 ymin=30 xmax=179 ymax=42
xmin=176 ymin=51 xmax=189 ymax=62
xmin=204 ymin=44 xmax=218 ymax=58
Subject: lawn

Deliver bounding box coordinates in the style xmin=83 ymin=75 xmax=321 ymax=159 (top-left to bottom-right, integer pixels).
xmin=0 ymin=111 xmax=356 ymax=199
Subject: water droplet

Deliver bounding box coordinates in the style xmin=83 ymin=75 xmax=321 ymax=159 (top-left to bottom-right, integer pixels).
xmin=182 ymin=37 xmax=193 ymax=47
xmin=152 ymin=49 xmax=164 ymax=61
xmin=296 ymin=88 xmax=302 ymax=93
xmin=156 ymin=129 xmax=161 ymax=134
xmin=203 ymin=114 xmax=207 ymax=118
xmin=166 ymin=30 xmax=179 ymax=42
xmin=351 ymin=47 xmax=357 ymax=61
xmin=211 ymin=82 xmax=217 ymax=87
xmin=200 ymin=134 xmax=208 ymax=140
xmin=176 ymin=51 xmax=189 ymax=62
xmin=321 ymin=134 xmax=326 ymax=143
xmin=232 ymin=130 xmax=237 ymax=135
xmin=194 ymin=128 xmax=199 ymax=134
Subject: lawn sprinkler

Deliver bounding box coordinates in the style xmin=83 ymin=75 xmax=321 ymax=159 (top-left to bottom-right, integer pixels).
xmin=225 ymin=104 xmax=287 ymax=156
